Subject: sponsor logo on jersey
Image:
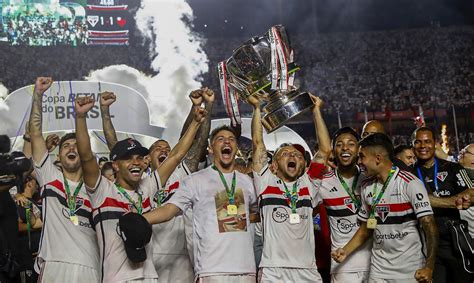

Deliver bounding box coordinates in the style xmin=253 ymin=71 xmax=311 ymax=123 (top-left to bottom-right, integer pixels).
xmin=366 ymin=192 xmax=374 ymax=198
xmin=437 ymin=172 xmax=448 ymax=182
xmin=374 ymin=229 xmax=408 ymax=247
xmin=330 ymin=187 xmax=338 ymax=192
xmin=336 ymin=218 xmax=359 ymax=234
xmin=416 ymin=193 xmax=424 ymax=201
xmin=272 ymin=207 xmax=290 ymax=223
xmin=271 ymin=207 xmax=308 ymax=223
xmin=433 ymin=190 xmax=451 ymax=197
xmin=376 ymin=205 xmax=390 ymax=222
xmin=344 ymin=197 xmax=356 ymax=213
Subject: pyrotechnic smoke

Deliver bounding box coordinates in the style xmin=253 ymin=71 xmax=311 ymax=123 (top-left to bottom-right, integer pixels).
xmin=87 ymin=0 xmax=208 ymax=144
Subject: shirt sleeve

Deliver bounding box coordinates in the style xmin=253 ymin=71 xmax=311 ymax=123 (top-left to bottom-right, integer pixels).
xmin=33 ymin=152 xmax=60 ymax=188
xmin=453 ymin=164 xmax=474 ymax=191
xmin=307 ymin=162 xmax=327 ymax=180
xmin=253 ymin=164 xmax=272 ymax=195
xmin=85 ymin=175 xmax=113 ymax=209
xmin=167 ymin=175 xmax=194 ymax=213
xmin=406 ymin=178 xmax=433 ymax=218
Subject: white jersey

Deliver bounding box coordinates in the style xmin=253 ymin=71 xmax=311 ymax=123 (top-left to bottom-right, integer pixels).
xmin=315 ymin=170 xmax=371 ymax=274
xmin=357 ymin=168 xmax=433 ymax=279
xmin=87 ymin=172 xmax=160 ymax=282
xmin=168 ymin=166 xmax=257 ymax=277
xmin=253 ymin=163 xmax=318 ymax=269
xmin=33 ymin=153 xmax=99 ymax=273
xmin=151 ymin=162 xmax=192 ymax=256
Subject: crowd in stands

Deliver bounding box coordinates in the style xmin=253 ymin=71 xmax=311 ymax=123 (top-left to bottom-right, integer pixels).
xmin=4 ymin=16 xmax=88 ymax=46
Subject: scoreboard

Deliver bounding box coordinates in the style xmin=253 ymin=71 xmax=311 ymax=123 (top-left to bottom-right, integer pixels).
xmin=1 ymin=0 xmax=130 ymax=46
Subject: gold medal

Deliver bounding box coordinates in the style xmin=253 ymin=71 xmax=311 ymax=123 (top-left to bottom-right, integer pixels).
xmin=227 ymin=204 xmax=238 ymax=215
xmin=367 ymin=217 xmax=377 ymax=229
xmin=289 ymin=213 xmax=301 ymax=224
xmin=70 ymin=215 xmax=79 ymax=226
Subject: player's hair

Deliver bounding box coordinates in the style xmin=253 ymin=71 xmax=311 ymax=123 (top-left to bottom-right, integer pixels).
xmin=359 ymin=133 xmax=394 ymax=161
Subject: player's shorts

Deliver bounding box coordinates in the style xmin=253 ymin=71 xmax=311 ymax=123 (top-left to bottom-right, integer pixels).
xmin=153 ymin=253 xmax=194 ymax=282
xmin=38 ymin=261 xmax=100 ymax=283
xmin=331 ymin=271 xmax=369 ymax=283
xmin=259 ymin=267 xmax=322 ymax=283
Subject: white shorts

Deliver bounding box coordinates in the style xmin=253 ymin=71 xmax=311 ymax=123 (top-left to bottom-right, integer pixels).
xmin=38 ymin=261 xmax=100 ymax=283
xmin=368 ymin=276 xmax=416 ymax=283
xmin=153 ymin=253 xmax=194 ymax=283
xmin=259 ymin=267 xmax=322 ymax=283
xmin=331 ymin=271 xmax=369 ymax=283
xmin=197 ymin=274 xmax=256 ymax=283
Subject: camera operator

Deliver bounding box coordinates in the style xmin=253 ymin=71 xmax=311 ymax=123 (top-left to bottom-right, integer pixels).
xmin=0 ymin=135 xmax=33 ymax=282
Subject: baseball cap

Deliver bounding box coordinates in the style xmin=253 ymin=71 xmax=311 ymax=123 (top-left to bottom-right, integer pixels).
xmin=331 ymin=127 xmax=360 ymax=148
xmin=110 ymin=138 xmax=149 ymax=161
xmin=118 ymin=212 xmax=152 ymax=263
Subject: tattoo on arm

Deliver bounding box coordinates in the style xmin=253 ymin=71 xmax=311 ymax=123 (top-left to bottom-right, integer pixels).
xmin=183 ymin=103 xmax=212 ymax=172
xmin=100 ymin=106 xmax=118 ymax=151
xmin=30 ymin=94 xmax=43 ymax=135
xmin=419 ymin=215 xmax=438 ymax=270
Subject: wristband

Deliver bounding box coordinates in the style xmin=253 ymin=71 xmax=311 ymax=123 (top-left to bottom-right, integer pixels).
xmin=23 ymin=135 xmax=31 ymax=142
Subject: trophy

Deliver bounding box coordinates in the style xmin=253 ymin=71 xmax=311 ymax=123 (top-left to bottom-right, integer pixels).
xmin=218 ymin=25 xmax=314 ymax=133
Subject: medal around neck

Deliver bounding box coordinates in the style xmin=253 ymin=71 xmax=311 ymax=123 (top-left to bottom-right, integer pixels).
xmin=367 ymin=217 xmax=377 ymax=229
xmin=289 ymin=213 xmax=301 ymax=224
xmin=217 ymin=25 xmax=315 ymax=132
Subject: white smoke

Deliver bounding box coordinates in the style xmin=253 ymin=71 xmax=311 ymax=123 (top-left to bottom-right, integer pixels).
xmin=87 ymin=0 xmax=208 ymax=144
xmin=0 ymin=83 xmax=9 ymax=111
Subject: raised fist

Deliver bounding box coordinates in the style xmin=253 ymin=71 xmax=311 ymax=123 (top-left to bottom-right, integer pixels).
xmin=202 ymin=87 xmax=215 ymax=103
xmin=45 ymin=134 xmax=60 ymax=152
xmin=99 ymin=91 xmax=116 ymax=107
xmin=75 ymin=96 xmax=95 ymax=116
xmin=34 ymin=77 xmax=53 ymax=95
xmin=189 ymin=89 xmax=203 ymax=106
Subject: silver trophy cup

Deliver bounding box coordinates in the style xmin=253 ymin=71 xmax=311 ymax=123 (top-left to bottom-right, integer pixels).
xmin=218 ymin=25 xmax=314 ymax=133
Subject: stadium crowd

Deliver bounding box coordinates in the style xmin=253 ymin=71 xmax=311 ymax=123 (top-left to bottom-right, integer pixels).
xmin=0 ymin=77 xmax=474 ymax=283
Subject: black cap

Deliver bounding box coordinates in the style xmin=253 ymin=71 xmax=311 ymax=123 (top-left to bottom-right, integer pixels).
xmin=331 ymin=127 xmax=360 ymax=148
xmin=110 ymin=138 xmax=149 ymax=161
xmin=118 ymin=212 xmax=152 ymax=263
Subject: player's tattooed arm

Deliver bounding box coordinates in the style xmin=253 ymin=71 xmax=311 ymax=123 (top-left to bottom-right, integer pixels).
xmin=249 ymin=95 xmax=267 ymax=173
xmin=183 ymin=88 xmax=214 ymax=173
xmin=416 ymin=215 xmax=438 ymax=282
xmin=310 ymin=94 xmax=331 ymax=164
xmin=99 ymin=91 xmax=118 ymax=151
xmin=29 ymin=77 xmax=52 ymax=164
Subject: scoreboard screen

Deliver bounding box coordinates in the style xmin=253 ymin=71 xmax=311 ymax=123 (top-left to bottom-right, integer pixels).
xmin=1 ymin=0 xmax=130 ymax=46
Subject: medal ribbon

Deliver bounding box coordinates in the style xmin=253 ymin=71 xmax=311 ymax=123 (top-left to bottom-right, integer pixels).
xmin=116 ymin=184 xmax=143 ymax=215
xmin=369 ymin=166 xmax=396 ymax=218
xmin=416 ymin=158 xmax=439 ymax=193
xmin=155 ymin=189 xmax=166 ymax=207
xmin=336 ymin=170 xmax=360 ymax=209
xmin=63 ymin=177 xmax=83 ymax=217
xmin=212 ymin=165 xmax=237 ymax=205
xmin=282 ymin=180 xmax=298 ymax=214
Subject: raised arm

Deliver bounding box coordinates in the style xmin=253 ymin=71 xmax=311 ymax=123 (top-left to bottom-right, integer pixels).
xmin=99 ymin=91 xmax=118 ymax=151
xmin=182 ymin=88 xmax=214 ymax=173
xmin=29 ymin=77 xmax=53 ymax=164
xmin=415 ymin=215 xmax=438 ymax=282
xmin=331 ymin=221 xmax=373 ymax=263
xmin=75 ymin=96 xmax=101 ymax=190
xmin=310 ymin=95 xmax=331 ymax=164
xmin=158 ymin=106 xmax=207 ymax=186
xmin=250 ymin=96 xmax=267 ymax=173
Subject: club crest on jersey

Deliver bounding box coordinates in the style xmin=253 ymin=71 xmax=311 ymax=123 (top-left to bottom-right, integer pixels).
xmin=344 ymin=198 xmax=357 ymax=213
xmin=376 ymin=205 xmax=390 ymax=222
xmin=437 ymin=172 xmax=448 ymax=182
